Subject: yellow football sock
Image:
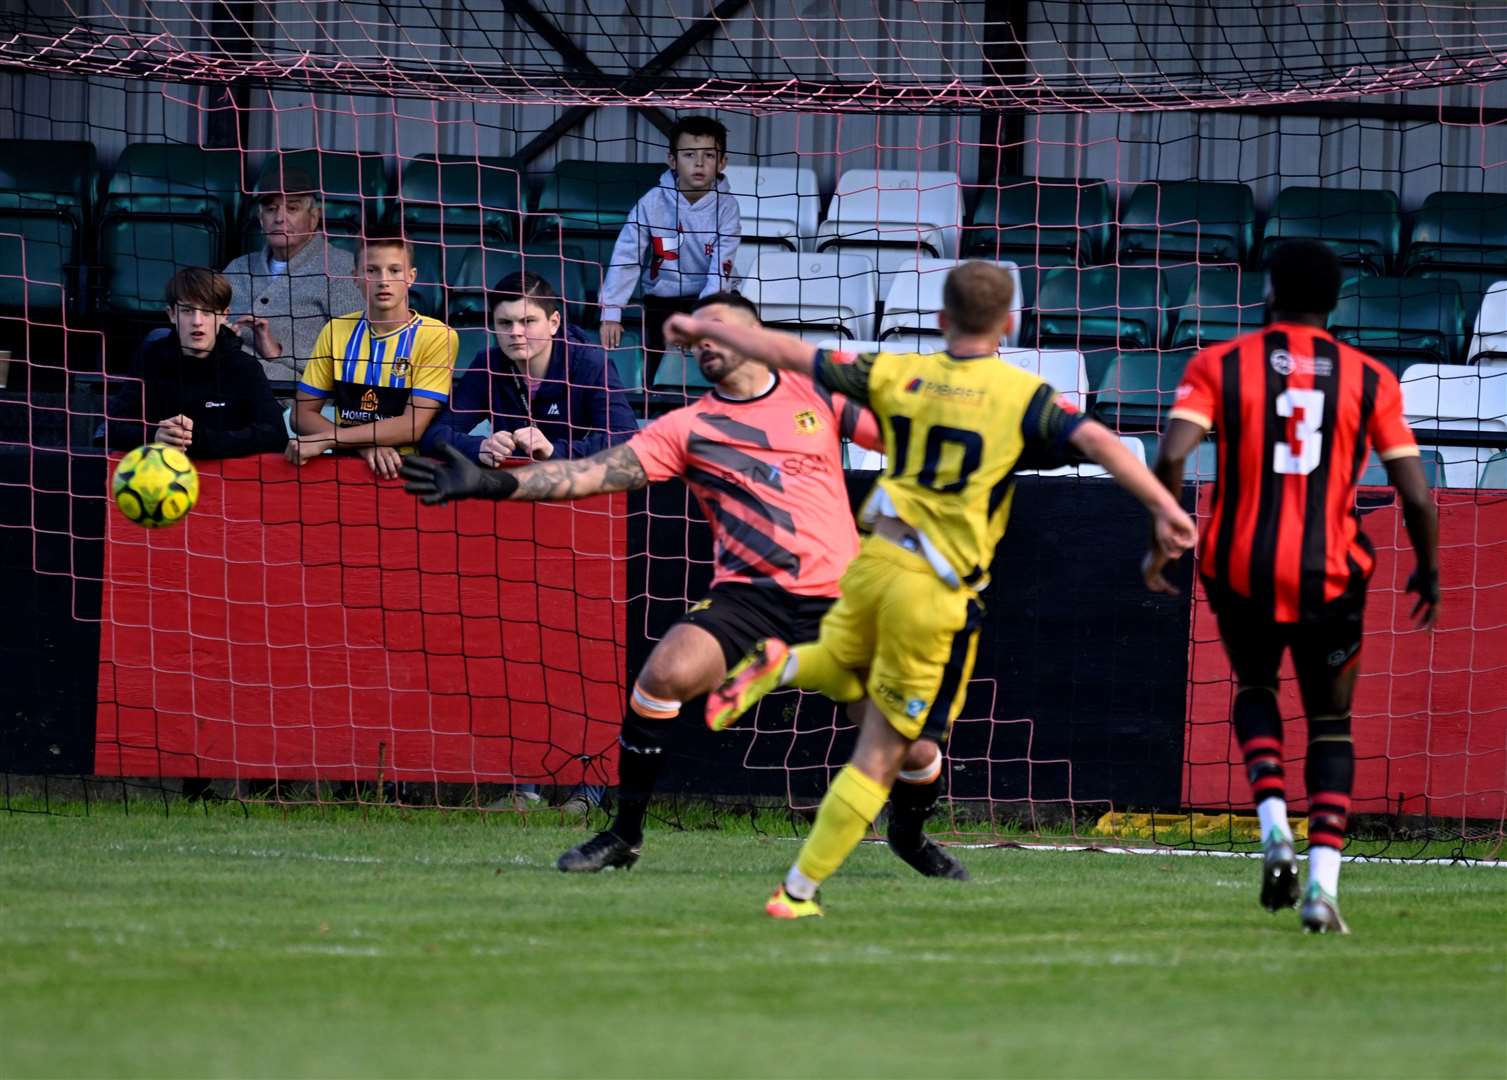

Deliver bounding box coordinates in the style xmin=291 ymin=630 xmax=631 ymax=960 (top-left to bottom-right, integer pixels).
xmin=788 ymin=643 xmax=865 ymax=702
xmin=793 ymin=765 xmax=892 ymax=886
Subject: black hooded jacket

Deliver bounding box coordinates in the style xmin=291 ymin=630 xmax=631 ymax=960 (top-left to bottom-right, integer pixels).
xmin=105 ymin=326 xmax=287 ymax=458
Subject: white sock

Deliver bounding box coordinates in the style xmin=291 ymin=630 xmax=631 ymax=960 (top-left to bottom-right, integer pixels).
xmin=1309 ymin=846 xmax=1341 ymax=897
xmin=1258 ymin=797 xmax=1293 ymax=843
xmin=780 ymin=653 xmax=798 ymax=685
xmin=783 ymin=864 xmax=820 ymax=901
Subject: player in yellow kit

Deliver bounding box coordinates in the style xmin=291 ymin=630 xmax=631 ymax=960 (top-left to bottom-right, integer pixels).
xmin=665 ymin=262 xmax=1198 ymax=918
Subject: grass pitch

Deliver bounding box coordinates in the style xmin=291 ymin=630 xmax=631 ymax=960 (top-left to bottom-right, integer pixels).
xmin=2 ymin=806 xmax=1503 ymax=1079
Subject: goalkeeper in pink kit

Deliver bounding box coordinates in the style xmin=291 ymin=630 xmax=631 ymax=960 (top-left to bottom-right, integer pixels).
xmin=403 ymin=292 xmax=967 ymax=878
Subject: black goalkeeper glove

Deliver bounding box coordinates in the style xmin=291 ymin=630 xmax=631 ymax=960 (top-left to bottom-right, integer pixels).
xmin=1406 ymin=566 xmax=1440 ymax=628
xmin=401 ymin=439 xmax=519 ymax=505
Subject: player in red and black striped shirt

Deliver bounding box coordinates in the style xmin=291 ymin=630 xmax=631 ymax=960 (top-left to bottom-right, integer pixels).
xmin=1144 ymin=239 xmax=1440 ymax=934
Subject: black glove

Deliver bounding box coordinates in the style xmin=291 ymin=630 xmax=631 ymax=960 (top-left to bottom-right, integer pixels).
xmin=401 ymin=439 xmax=519 ymax=505
xmin=1406 ymin=566 xmax=1440 ymax=627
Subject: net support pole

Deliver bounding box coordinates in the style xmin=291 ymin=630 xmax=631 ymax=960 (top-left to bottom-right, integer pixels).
xmin=204 ymin=0 xmax=254 ymax=152
xmin=501 ymin=0 xmax=674 ymax=139
xmin=514 ymin=0 xmax=751 ymax=166
xmin=980 ymin=0 xmax=1029 ymax=183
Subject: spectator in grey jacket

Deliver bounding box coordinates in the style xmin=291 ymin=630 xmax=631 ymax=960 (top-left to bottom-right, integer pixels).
xmin=222 ymin=167 xmax=364 ymax=385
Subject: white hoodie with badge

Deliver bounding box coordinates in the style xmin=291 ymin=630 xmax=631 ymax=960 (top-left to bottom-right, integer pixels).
xmin=599 ymin=169 xmax=742 ymax=324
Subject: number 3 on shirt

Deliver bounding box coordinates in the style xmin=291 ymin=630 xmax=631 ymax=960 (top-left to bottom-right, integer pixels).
xmin=1274 ymin=388 xmax=1324 ymax=476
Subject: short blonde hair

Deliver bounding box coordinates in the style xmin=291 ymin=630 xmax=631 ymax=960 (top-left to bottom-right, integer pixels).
xmin=943 ymin=262 xmax=1015 ymax=335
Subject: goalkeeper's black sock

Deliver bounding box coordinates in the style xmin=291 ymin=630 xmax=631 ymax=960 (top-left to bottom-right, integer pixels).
xmin=887 ymin=756 xmax=944 ymax=849
xmin=608 ymin=696 xmax=675 ymax=846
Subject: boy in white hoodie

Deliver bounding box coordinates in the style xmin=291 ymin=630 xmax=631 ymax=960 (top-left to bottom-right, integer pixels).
xmin=598 ymin=116 xmax=741 ymax=384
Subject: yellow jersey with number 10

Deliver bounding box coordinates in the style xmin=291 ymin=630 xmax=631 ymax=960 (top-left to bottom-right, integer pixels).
xmin=814 ymin=348 xmax=1083 ymax=590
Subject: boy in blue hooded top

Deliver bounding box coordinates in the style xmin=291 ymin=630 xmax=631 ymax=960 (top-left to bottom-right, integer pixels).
xmin=421 ymin=271 xmax=638 ymax=464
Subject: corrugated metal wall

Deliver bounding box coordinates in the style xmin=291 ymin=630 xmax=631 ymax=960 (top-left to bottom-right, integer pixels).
xmin=3 ymin=0 xmax=1506 ymax=207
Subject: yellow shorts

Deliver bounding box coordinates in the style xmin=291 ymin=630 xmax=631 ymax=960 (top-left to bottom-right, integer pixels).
xmin=816 ymin=534 xmax=983 ymax=741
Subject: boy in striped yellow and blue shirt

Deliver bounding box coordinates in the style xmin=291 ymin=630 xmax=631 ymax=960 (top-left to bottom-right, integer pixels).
xmin=287 ymin=235 xmax=458 ymax=478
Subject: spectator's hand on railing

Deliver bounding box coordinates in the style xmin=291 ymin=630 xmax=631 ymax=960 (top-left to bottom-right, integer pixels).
xmin=284 ymin=435 xmax=331 ymax=466
xmin=235 ymin=315 xmax=283 ymax=359
xmin=512 ymin=426 xmax=554 ymax=460
xmin=600 ymin=321 xmax=624 ymax=350
xmin=478 ymin=430 xmax=517 ymax=468
xmin=154 ymin=414 xmax=193 ymax=450
xmin=358 ymin=445 xmax=403 ymax=480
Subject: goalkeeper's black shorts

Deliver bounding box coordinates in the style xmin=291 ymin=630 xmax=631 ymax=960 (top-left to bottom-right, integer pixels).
xmin=678 ymin=581 xmax=835 ymax=669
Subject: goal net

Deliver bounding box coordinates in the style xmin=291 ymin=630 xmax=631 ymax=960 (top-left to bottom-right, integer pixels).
xmin=1 ymin=0 xmax=1503 ymax=855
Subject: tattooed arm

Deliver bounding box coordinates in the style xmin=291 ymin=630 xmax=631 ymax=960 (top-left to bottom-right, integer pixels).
xmin=508 ymin=441 xmax=649 ymax=501
xmin=402 ymin=438 xmax=648 ymax=506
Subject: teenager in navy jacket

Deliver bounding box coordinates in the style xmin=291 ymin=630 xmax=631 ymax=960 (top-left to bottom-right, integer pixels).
xmin=420 ymin=271 xmax=637 ymax=464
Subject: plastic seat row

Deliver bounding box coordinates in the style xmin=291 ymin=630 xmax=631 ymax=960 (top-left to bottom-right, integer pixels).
xmin=966 ymin=182 xmax=1507 ymax=298
xmin=1030 ymin=265 xmax=1472 ymax=373
xmin=6 ymin=139 xmax=1506 ymax=371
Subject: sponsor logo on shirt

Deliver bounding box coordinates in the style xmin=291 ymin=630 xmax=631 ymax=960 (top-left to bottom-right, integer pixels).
xmin=361 ymin=388 xmax=379 ymax=413
xmin=1271 ymin=350 xmax=1333 ymax=378
xmin=904 ymin=377 xmax=986 ymax=403
xmin=545 ymin=403 xmax=560 ymax=416
xmin=203 ymin=401 xmax=227 ymax=409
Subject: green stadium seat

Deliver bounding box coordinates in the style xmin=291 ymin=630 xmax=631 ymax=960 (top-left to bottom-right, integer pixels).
xmin=0 ymin=139 xmax=95 ymax=316
xmin=1119 ymin=181 xmax=1256 ymax=265
xmin=1034 ymin=266 xmax=1168 ymax=353
xmin=1403 ymin=192 xmax=1507 ymax=276
xmin=1169 ymin=268 xmax=1265 ymax=348
xmin=1481 ymin=451 xmax=1507 ymax=488
xmin=407 ymin=239 xmax=476 ymax=321
xmin=1133 ymin=434 xmax=1217 ymax=481
xmin=1329 ymin=276 xmax=1464 ymax=372
xmin=452 ymin=325 xmax=493 ymax=376
xmin=651 ymin=347 xmax=714 ymax=394
xmin=445 ymin=243 xmax=601 ymax=329
xmin=1411 ymin=268 xmax=1492 ymax=335
xmin=963 ymin=177 xmax=1110 ymax=268
xmin=1091 ymin=348 xmax=1195 ymax=432
xmin=241 ymin=150 xmax=388 ymax=250
xmin=1402 ymin=193 xmax=1507 ymax=327
xmin=396 ymin=154 xmax=522 ymax=245
xmin=97 ymin=144 xmax=244 ymax=315
xmin=583 ymin=325 xmax=647 ymax=394
xmin=531 ymin=160 xmax=665 ymax=239
xmin=1359 ymin=449 xmax=1443 ymax=487
xmin=1259 ymin=185 xmax=1400 ymax=275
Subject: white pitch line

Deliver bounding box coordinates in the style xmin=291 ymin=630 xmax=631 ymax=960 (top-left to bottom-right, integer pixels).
xmin=933 ymin=840 xmax=1505 ymax=868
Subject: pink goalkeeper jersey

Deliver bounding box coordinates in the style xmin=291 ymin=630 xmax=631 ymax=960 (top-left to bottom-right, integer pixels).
xmin=627 ymin=371 xmax=880 ymax=597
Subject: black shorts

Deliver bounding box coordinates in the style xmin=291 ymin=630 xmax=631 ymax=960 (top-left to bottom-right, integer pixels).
xmin=1206 ymin=579 xmax=1366 ymax=717
xmin=642 ymin=295 xmax=702 ymax=382
xmin=679 ymin=582 xmax=835 ymax=668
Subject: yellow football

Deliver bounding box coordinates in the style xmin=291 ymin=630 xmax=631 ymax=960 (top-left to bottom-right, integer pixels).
xmin=111 ymin=443 xmax=200 ymax=528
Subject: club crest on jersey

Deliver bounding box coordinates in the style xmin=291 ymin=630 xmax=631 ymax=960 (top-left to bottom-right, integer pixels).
xmin=393 ymin=357 xmax=412 ymax=379
xmin=793 ymin=409 xmax=823 ymax=434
